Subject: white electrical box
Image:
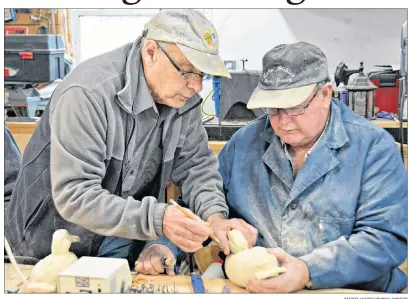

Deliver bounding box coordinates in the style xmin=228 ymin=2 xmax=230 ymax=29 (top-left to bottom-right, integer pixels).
xmin=57 ymin=257 xmax=132 ymax=294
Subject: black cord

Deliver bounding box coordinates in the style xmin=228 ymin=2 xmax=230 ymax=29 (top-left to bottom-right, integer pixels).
xmin=189 ymin=253 xmax=194 ymax=273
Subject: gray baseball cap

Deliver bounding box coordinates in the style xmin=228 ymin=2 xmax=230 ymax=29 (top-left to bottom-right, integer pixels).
xmin=247 ymin=41 xmax=330 ymax=109
xmin=144 ymin=9 xmax=231 ymax=78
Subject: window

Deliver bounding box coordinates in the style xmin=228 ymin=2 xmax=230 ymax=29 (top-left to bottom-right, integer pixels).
xmin=71 ymin=9 xmax=159 ymax=63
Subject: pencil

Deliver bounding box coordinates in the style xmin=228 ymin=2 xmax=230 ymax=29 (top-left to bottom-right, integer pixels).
xmin=169 ymin=199 xmax=220 ymax=244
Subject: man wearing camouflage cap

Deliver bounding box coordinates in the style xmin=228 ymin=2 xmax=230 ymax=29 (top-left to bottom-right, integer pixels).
xmin=5 ymin=9 xmax=257 ymax=268
xmin=142 ymin=42 xmax=407 ymax=293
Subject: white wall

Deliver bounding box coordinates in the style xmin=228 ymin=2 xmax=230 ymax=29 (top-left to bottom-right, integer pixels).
xmin=213 ymin=9 xmax=407 ymax=74
xmin=70 ymin=9 xmax=407 ymax=115
xmin=200 ymin=8 xmax=407 ymax=114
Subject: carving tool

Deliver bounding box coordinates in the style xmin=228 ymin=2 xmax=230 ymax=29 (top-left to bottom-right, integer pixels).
xmin=161 ymin=257 xmax=177 ymax=268
xmin=189 ymin=253 xmax=206 ymax=293
xmin=169 ymin=199 xmax=220 ymax=244
xmin=134 ymin=256 xmax=176 ymax=272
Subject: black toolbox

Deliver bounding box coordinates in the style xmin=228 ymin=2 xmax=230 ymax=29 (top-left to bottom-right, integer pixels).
xmin=4 ymin=34 xmax=65 ymax=83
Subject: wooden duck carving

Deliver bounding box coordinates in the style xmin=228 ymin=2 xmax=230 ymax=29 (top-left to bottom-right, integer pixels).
xmin=224 ymin=229 xmax=286 ymax=288
xmin=27 ymin=229 xmax=80 ymax=293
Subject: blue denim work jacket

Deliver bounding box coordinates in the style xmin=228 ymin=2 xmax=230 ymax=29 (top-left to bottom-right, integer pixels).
xmin=218 ymin=99 xmax=407 ymax=292
xmin=148 ymin=99 xmax=407 ymax=292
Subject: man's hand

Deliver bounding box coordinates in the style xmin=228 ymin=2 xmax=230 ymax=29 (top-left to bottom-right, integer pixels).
xmin=134 ymin=244 xmax=176 ymax=276
xmin=245 ymin=248 xmax=310 ymax=293
xmin=163 ymin=205 xmax=213 ymax=252
xmin=207 ymin=213 xmax=258 ymax=255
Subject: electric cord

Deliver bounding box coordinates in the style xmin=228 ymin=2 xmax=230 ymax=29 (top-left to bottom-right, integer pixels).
xmin=201 ymin=89 xmax=216 ymax=117
xmin=4 ymin=238 xmax=30 ymax=288
xmin=40 ymin=16 xmax=51 ymax=31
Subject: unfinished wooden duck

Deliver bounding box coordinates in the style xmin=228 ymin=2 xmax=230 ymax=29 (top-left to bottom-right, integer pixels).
xmin=27 ymin=229 xmax=80 ymax=293
xmin=224 ymin=229 xmax=287 ymax=288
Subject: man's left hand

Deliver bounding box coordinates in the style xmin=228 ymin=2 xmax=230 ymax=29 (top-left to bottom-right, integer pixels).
xmin=207 ymin=213 xmax=258 ymax=255
xmin=245 ymin=248 xmax=310 ymax=293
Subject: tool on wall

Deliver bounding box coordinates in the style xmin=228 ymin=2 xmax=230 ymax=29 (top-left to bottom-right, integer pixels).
xmin=334 ymin=62 xmax=361 ymax=87
xmin=240 ymin=58 xmax=248 ymax=71
xmin=15 ymin=9 xmax=33 ymax=14
xmin=29 ymin=9 xmax=51 ymax=34
xmin=4 ymin=9 xmax=17 ymax=22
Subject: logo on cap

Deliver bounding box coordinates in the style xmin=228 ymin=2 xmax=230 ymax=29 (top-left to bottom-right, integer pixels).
xmin=203 ymin=31 xmax=217 ymax=49
xmin=262 ymin=66 xmax=296 ymax=84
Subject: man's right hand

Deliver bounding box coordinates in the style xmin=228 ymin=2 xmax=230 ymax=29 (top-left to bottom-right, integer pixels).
xmin=135 ymin=244 xmax=176 ymax=276
xmin=207 ymin=213 xmax=259 ymax=255
xmin=163 ymin=205 xmax=213 ymax=252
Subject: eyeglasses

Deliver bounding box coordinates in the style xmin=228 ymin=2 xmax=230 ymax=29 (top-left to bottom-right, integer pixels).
xmin=265 ymin=86 xmax=320 ymax=116
xmin=156 ymin=41 xmax=206 ymax=82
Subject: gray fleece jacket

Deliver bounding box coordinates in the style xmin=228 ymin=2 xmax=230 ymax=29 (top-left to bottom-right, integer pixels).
xmin=5 ymin=36 xmax=228 ymax=259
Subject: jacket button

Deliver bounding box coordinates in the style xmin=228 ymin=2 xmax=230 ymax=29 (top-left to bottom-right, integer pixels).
xmin=130 ymin=170 xmax=134 ymax=175
xmin=290 ymin=203 xmax=297 ymax=210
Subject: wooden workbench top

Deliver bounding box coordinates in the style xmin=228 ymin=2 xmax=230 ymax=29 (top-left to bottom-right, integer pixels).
xmin=6 ymin=118 xmax=406 ymax=129
xmin=4 ymin=263 xmax=246 ymax=294
xmin=4 ymin=263 xmax=387 ymax=294
xmin=5 ymin=118 xmax=407 ymax=154
xmin=372 ymin=118 xmax=408 ymax=128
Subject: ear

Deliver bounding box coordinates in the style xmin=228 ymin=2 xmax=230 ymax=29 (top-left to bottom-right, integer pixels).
xmin=320 ymin=83 xmax=333 ymax=108
xmin=141 ymin=39 xmax=159 ymax=67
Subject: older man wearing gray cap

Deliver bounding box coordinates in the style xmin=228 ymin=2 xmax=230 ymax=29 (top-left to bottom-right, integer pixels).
xmin=141 ymin=42 xmax=407 ymax=293
xmin=5 ymin=9 xmax=257 ymax=268
xmin=219 ymin=42 xmax=407 ymax=293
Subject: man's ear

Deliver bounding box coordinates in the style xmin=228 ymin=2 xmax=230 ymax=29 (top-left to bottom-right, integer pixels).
xmin=321 ymin=83 xmax=333 ymax=98
xmin=321 ymin=83 xmax=333 ymax=109
xmin=141 ymin=39 xmax=159 ymax=67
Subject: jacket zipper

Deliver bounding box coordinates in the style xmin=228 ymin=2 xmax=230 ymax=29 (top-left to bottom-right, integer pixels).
xmin=119 ymin=97 xmax=203 ymax=194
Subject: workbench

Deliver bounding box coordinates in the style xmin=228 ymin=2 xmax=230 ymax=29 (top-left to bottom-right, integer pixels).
xmin=208 ymin=119 xmax=408 ymax=156
xmin=5 ymin=118 xmax=408 ymax=154
xmin=4 ymin=263 xmax=391 ymax=294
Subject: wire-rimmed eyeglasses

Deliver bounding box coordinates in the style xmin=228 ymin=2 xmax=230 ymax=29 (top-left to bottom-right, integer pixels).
xmin=264 ymin=85 xmax=322 ymax=116
xmin=156 ymin=41 xmax=206 ymax=82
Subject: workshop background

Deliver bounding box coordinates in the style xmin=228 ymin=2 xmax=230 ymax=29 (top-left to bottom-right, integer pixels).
xmin=3 ymin=8 xmax=408 ymax=294
xmin=4 ymin=6 xmax=408 ymax=198
xmin=4 ymin=8 xmax=408 ymax=147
